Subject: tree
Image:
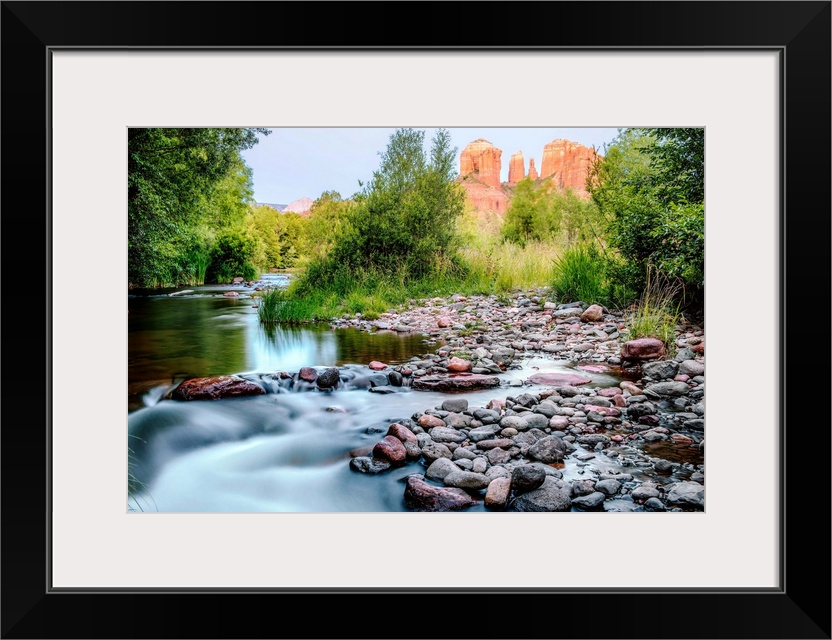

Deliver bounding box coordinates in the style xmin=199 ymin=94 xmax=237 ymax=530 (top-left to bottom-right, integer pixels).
xmin=587 ymin=127 xmax=704 ymax=301
xmin=128 ymin=127 xmax=269 ymax=287
xmin=326 ymin=128 xmax=466 ymax=283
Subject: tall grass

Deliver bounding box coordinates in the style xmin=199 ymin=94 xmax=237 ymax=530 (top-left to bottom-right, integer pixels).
xmin=128 ymin=435 xmax=156 ymax=513
xmin=626 ymin=265 xmax=683 ymax=354
xmin=551 ymin=243 xmax=610 ymax=305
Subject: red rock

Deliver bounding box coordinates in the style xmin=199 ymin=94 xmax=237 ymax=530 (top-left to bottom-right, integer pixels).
xmin=437 ymin=317 xmax=452 ymax=328
xmin=613 ymin=394 xmax=627 ymax=407
xmin=610 ymin=435 xmax=625 ymax=443
xmin=418 ymin=414 xmax=446 ymax=428
xmin=584 ymin=405 xmax=622 ymax=417
xmin=598 ymin=387 xmax=623 ymax=396
xmin=692 ymin=341 xmax=705 ymax=354
xmin=580 ymin=304 xmax=604 ymax=322
xmin=412 ymin=374 xmax=500 ymax=392
xmin=528 ymin=158 xmax=539 ymax=181
xmin=171 ymin=375 xmax=266 ymax=401
xmin=549 ymin=416 xmax=569 ymax=429
xmin=620 ymin=338 xmax=666 ymax=362
xmin=373 ymin=436 xmax=407 ymax=464
xmin=459 ymin=138 xmax=502 ymax=189
xmin=404 ymin=476 xmax=477 ymax=512
xmin=577 ymin=364 xmax=610 ymax=373
xmin=539 ymin=139 xmax=598 ymax=196
xmin=620 ymin=381 xmax=642 ymax=395
xmin=458 ymin=181 xmax=508 ymax=214
xmin=527 ymin=372 xmax=592 ymax=386
xmin=447 ymin=357 xmax=472 ymax=372
xmin=223 ymin=291 xmax=239 ymax=297
xmin=487 ymin=398 xmax=506 ymax=411
xmin=674 ymin=374 xmax=690 ymax=382
xmin=671 ymin=434 xmax=694 ymax=444
xmin=387 ymin=422 xmax=418 ymax=444
xmin=298 ymin=367 xmax=318 ymax=382
xmin=638 ymin=415 xmax=660 ymax=426
xmin=508 ymin=151 xmax=525 ymax=185
xmin=368 ymin=361 xmax=388 ymax=371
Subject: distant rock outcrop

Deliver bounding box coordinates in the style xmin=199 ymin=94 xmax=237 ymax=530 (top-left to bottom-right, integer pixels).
xmin=283 ymin=197 xmax=314 ymax=215
xmin=528 ymin=158 xmax=539 ymax=181
xmin=459 ymin=139 xmax=502 ymax=189
xmin=508 ymin=151 xmax=525 ymax=185
xmin=458 ymin=179 xmax=508 ymax=214
xmin=540 ymin=140 xmax=597 ymax=194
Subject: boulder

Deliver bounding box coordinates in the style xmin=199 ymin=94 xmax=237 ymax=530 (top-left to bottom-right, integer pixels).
xmin=404 ymin=476 xmax=477 ymax=512
xmin=171 ymin=375 xmax=266 ymax=401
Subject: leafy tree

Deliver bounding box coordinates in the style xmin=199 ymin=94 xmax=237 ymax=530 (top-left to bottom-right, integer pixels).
xmin=206 ymin=228 xmax=259 ymax=283
xmin=127 ymin=127 xmax=269 ymax=287
xmin=324 ymin=128 xmax=466 ymax=284
xmin=587 ymin=127 xmax=704 ymax=302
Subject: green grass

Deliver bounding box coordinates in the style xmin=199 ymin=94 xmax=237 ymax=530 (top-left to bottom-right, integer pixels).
xmin=551 ymin=243 xmax=610 ymax=306
xmin=625 ymin=266 xmax=682 ymax=354
xmin=257 ymin=288 xmax=283 ymax=325
xmin=128 ymin=435 xmax=156 ymax=513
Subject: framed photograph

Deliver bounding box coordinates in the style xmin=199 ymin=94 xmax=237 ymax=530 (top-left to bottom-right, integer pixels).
xmin=3 ymin=1 xmax=829 ymax=638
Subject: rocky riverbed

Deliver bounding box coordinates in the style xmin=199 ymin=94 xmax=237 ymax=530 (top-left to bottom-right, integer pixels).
xmin=169 ymin=288 xmax=705 ymax=512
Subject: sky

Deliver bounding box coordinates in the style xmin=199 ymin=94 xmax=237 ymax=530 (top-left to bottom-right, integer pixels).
xmin=240 ymin=127 xmax=622 ymax=206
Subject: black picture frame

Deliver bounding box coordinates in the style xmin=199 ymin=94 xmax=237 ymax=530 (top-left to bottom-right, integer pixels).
xmin=2 ymin=2 xmax=829 ymax=638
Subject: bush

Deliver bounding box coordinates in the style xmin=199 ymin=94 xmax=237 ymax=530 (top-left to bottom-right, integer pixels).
xmin=206 ymin=229 xmax=258 ymax=283
xmin=551 ymin=243 xmax=610 ymax=306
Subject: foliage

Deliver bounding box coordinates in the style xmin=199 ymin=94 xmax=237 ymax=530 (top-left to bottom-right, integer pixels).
xmin=587 ymin=127 xmax=704 ymax=303
xmin=206 ymin=229 xmax=258 ymax=283
xmin=551 ymin=243 xmax=610 ymax=306
xmin=128 ymin=127 xmax=269 ymax=287
xmin=502 ymin=178 xmax=603 ymax=247
xmin=257 ymin=287 xmax=283 ymax=325
xmin=246 ymin=205 xmax=306 ymax=270
xmin=301 ymin=191 xmax=354 ymax=260
xmin=322 ymin=128 xmax=467 ymax=284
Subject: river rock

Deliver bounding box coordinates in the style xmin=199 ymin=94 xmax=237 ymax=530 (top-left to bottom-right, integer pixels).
xmin=421 ymin=442 xmax=452 ymax=462
xmin=595 ymin=479 xmax=622 ymax=496
xmin=644 ymin=497 xmax=666 ymax=511
xmin=468 ymin=425 xmax=501 ymax=442
xmin=553 ymin=307 xmax=583 ymax=318
xmin=429 ymin=427 xmax=467 ymax=444
xmin=665 ymin=481 xmax=705 ymax=509
xmin=533 ymin=401 xmax=558 ymax=418
xmin=527 ymin=372 xmax=592 ymax=386
xmin=418 ymin=414 xmax=446 ymax=429
xmin=387 ymin=423 xmax=418 ymax=444
xmin=412 ymin=374 xmax=500 ymax=391
xmin=171 ymin=375 xmax=266 ymax=401
xmin=509 ymin=477 xmax=572 ymax=512
xmin=368 ymin=360 xmax=388 ymax=371
xmin=298 ymin=367 xmax=318 ymax=383
xmin=388 ymin=371 xmax=403 ymax=386
xmin=571 ymin=478 xmax=596 ymax=497
xmin=580 ymin=304 xmax=604 ymax=322
xmin=404 ymin=476 xmax=477 ymax=512
xmin=447 ymin=357 xmax=472 ymax=372
xmin=485 ymin=477 xmax=511 ymax=509
xmin=443 ymin=470 xmax=491 ymax=491
xmin=528 ymin=435 xmax=570 ymax=463
xmin=373 ymin=436 xmax=406 ymax=464
xmin=500 ymin=415 xmax=529 ymax=431
xmin=223 ymin=291 xmax=239 ymax=297
xmin=679 ymin=360 xmax=705 ymax=376
xmin=404 ymin=441 xmax=422 ymax=460
xmin=511 ymin=465 xmax=546 ymax=493
xmin=349 ymin=456 xmax=392 ymax=474
xmin=425 ymin=457 xmax=459 ymax=481
xmin=522 ymin=413 xmax=550 ymax=429
xmin=441 ymin=398 xmax=469 ymax=413
xmin=368 ymin=385 xmax=397 ymax=394
xmin=572 ymin=491 xmax=606 ymax=510
xmin=642 ymin=360 xmax=680 ymax=380
xmin=631 ymin=484 xmax=661 ymax=502
xmin=487 ymin=448 xmax=512 ymax=465
xmin=620 ymin=338 xmax=665 ymax=362
xmin=476 ymin=438 xmax=514 ymax=450
xmin=644 ymin=381 xmax=690 ymax=398
xmin=316 ymin=367 xmax=340 ymax=389
xmin=548 ymin=416 xmax=569 ymax=429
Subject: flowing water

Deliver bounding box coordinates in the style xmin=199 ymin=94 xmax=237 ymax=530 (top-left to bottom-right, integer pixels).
xmin=128 ymin=278 xmax=698 ymax=513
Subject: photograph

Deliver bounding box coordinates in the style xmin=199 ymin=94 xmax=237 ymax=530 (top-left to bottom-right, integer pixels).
xmin=127 ymin=126 xmax=707 ymax=514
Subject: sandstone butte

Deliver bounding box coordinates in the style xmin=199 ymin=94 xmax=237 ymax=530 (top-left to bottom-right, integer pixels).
xmin=508 ymin=151 xmax=525 ymax=185
xmin=457 ymin=137 xmax=599 ymax=215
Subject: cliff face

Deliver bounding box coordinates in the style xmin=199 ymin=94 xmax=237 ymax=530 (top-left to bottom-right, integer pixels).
xmin=539 ymin=139 xmax=597 ymax=194
xmin=527 ymin=158 xmax=539 ymax=181
xmin=508 ymin=151 xmax=525 ymax=185
xmin=459 ymin=139 xmax=502 ymax=189
xmin=459 ymin=180 xmax=508 ymax=214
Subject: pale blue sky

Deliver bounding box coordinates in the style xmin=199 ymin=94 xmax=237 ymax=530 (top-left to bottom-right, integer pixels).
xmin=241 ymin=127 xmax=621 ymax=205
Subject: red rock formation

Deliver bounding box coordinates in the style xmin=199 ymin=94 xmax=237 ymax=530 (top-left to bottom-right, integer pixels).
xmin=458 ymin=180 xmax=508 ymax=214
xmin=508 ymin=151 xmax=525 ymax=185
xmin=528 ymin=158 xmax=539 ymax=181
xmin=283 ymin=197 xmax=313 ymax=215
xmin=459 ymin=139 xmax=502 ymax=189
xmin=539 ymin=140 xmax=597 ymax=194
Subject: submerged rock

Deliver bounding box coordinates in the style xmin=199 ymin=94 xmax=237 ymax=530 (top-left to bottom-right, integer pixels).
xmin=412 ymin=374 xmax=500 ymax=392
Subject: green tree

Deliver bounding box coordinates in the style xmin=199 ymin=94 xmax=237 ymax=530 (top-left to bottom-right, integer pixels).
xmin=127 ymin=127 xmax=269 ymax=287
xmin=327 ymin=128 xmax=466 ymax=283
xmin=588 ymin=127 xmax=704 ymax=301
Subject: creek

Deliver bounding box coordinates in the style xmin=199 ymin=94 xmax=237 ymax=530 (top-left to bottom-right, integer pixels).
xmin=128 ymin=277 xmax=701 ymax=513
